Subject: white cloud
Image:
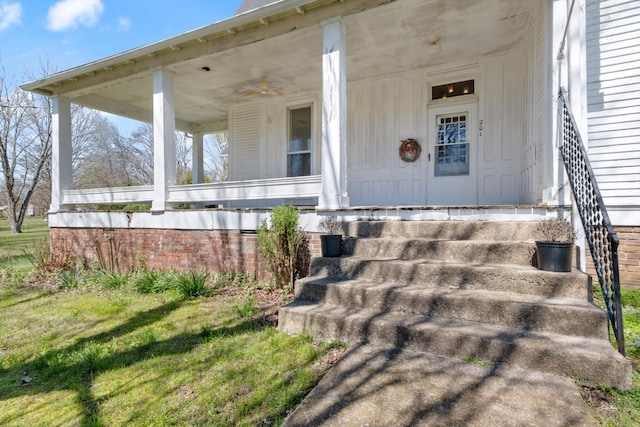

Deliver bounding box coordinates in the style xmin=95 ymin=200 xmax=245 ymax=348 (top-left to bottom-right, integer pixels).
xmin=0 ymin=1 xmax=22 ymax=32
xmin=46 ymin=0 xmax=104 ymax=32
xmin=117 ymin=16 xmax=130 ymax=32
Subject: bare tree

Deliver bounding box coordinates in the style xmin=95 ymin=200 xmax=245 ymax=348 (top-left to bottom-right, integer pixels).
xmin=1 ymin=58 xmax=123 ymax=232
xmin=205 ymin=131 xmax=228 ymax=182
xmin=126 ymin=123 xmax=193 ymax=185
xmin=175 ymin=130 xmax=192 ymax=184
xmin=127 ymin=123 xmax=154 ymax=184
xmin=0 ymin=64 xmax=52 ymax=233
xmin=75 ymin=121 xmax=135 ymax=188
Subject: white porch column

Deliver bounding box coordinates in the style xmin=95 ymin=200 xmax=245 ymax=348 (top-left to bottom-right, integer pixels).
xmin=319 ymin=17 xmax=349 ymax=210
xmin=50 ymin=96 xmax=72 ymax=213
xmin=152 ymin=67 xmax=177 ymax=211
xmin=192 ymin=133 xmax=204 ymax=184
xmin=545 ymin=0 xmax=570 ymax=205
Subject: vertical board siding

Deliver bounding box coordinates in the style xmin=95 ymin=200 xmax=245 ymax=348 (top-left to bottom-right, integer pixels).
xmin=529 ymin=0 xmax=547 ymax=204
xmin=587 ymin=0 xmax=640 ymax=213
xmin=347 ymin=76 xmax=425 ymax=206
xmin=479 ymin=56 xmax=525 ymax=205
xmin=229 ymin=103 xmax=265 ymax=181
xmin=265 ymin=101 xmax=285 ymax=178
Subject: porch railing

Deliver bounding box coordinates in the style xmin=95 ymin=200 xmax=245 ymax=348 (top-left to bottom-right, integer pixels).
xmin=61 ymin=175 xmax=322 ymax=208
xmin=63 ymin=185 xmax=154 ymax=205
xmin=558 ymin=89 xmax=625 ymax=355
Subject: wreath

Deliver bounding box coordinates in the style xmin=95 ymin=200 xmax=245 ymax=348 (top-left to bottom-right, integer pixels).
xmin=399 ymin=138 xmax=421 ymax=162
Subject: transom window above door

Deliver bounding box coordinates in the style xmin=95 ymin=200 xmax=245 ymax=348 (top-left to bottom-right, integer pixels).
xmin=435 ymin=113 xmax=469 ymax=176
xmin=431 ymin=80 xmax=475 ymax=100
xmin=287 ymin=105 xmax=312 ymax=177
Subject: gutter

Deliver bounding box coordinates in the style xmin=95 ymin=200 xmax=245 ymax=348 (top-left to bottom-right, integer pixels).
xmin=21 ymin=0 xmax=325 ymax=93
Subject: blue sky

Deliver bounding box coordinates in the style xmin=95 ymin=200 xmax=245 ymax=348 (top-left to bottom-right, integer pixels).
xmin=0 ymin=0 xmax=245 ymax=133
xmin=0 ymin=0 xmax=244 ymax=85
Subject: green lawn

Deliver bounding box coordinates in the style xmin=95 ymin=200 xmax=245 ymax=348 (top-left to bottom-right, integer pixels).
xmin=0 ymin=217 xmax=50 ymax=251
xmin=0 ymin=217 xmax=50 ymax=272
xmin=0 ymin=284 xmax=343 ymax=426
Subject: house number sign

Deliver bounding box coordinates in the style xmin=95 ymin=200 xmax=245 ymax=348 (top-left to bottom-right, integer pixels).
xmin=399 ymin=138 xmax=421 ymax=162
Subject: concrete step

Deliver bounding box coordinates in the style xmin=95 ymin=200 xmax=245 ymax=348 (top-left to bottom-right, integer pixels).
xmin=278 ymin=301 xmax=632 ymax=390
xmin=344 ymin=220 xmax=541 ymax=241
xmin=310 ymin=257 xmax=589 ymax=299
xmin=342 ymin=237 xmax=535 ymax=265
xmin=282 ymin=346 xmax=594 ymax=427
xmin=294 ymin=277 xmax=608 ymax=339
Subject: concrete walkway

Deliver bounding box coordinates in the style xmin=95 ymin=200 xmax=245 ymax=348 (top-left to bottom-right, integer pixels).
xmin=284 ymin=345 xmax=594 ymax=426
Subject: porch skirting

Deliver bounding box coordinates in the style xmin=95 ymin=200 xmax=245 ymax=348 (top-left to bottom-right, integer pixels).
xmin=51 ymin=227 xmax=321 ymax=280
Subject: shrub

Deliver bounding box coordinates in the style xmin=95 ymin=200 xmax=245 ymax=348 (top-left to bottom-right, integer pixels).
xmin=214 ymin=270 xmax=258 ymax=289
xmin=122 ymin=204 xmax=151 ymax=211
xmin=93 ymin=236 xmax=121 ymax=272
xmin=535 ymin=218 xmax=576 ymax=243
xmin=318 ymin=216 xmax=343 ymax=234
xmin=257 ymin=205 xmax=306 ymax=292
xmin=132 ymin=270 xmax=162 ymax=294
xmin=175 ymin=270 xmax=210 ymax=298
xmin=28 ymin=237 xmax=75 ymax=273
xmin=92 ymin=270 xmax=129 ymax=290
xmin=57 ymin=267 xmax=86 ymax=290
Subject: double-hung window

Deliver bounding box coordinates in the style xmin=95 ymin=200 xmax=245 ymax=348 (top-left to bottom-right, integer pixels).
xmin=287 ymin=105 xmax=312 ymax=177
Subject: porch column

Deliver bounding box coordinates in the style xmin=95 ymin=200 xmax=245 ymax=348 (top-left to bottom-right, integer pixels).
xmin=319 ymin=17 xmax=349 ymax=210
xmin=192 ymin=133 xmax=204 ymax=184
xmin=50 ymin=96 xmax=72 ymax=213
xmin=152 ymin=67 xmax=177 ymax=211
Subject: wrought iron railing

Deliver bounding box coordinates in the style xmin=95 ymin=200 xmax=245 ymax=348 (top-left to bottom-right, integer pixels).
xmin=558 ymin=89 xmax=625 ymax=355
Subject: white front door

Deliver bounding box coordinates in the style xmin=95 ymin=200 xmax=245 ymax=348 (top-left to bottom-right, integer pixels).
xmin=426 ymin=102 xmax=478 ymax=205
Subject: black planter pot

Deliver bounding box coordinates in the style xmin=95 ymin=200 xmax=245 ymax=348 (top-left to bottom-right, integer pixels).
xmin=535 ymin=241 xmax=573 ymax=272
xmin=320 ymin=234 xmax=342 ymax=257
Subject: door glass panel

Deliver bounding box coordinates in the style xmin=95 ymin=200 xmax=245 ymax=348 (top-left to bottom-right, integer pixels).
xmin=435 ymin=113 xmax=469 ymax=176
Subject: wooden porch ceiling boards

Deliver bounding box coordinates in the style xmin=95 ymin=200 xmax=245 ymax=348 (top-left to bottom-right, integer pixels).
xmin=22 ymin=0 xmax=538 ymax=133
xmin=22 ymin=0 xmax=388 ymax=98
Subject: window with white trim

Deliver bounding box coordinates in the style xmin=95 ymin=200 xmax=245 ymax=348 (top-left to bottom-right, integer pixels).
xmin=287 ymin=105 xmax=312 ymax=177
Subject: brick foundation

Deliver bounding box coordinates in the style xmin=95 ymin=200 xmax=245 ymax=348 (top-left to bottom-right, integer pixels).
xmin=586 ymin=226 xmax=640 ymax=291
xmin=51 ymin=227 xmax=322 ymax=281
xmin=52 ymin=224 xmax=640 ymax=290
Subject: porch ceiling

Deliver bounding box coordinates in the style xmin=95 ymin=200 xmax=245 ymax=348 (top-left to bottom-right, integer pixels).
xmin=23 ymin=0 xmax=538 ymax=134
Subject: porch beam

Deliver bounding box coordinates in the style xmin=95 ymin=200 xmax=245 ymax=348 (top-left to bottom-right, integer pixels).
xmin=319 ymin=16 xmax=349 ymax=210
xmin=72 ymin=93 xmax=204 ymax=134
xmin=152 ymin=67 xmax=177 ymax=211
xmin=50 ymin=96 xmax=72 ymax=213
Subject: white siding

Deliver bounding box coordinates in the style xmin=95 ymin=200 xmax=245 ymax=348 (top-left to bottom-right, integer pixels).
xmin=265 ymin=100 xmax=285 ymax=178
xmin=347 ymin=58 xmax=527 ymax=207
xmin=522 ymin=0 xmax=548 ymax=204
xmin=587 ymin=0 xmax=640 ymax=223
xmin=347 ymin=76 xmax=426 ymax=206
xmin=480 ymin=56 xmax=525 ymax=205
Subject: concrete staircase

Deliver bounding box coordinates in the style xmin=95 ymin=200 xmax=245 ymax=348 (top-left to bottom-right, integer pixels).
xmin=278 ymin=220 xmax=632 ymax=389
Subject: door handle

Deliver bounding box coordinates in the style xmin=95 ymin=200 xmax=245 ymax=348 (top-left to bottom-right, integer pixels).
xmin=428 ymin=152 xmax=431 ymax=162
